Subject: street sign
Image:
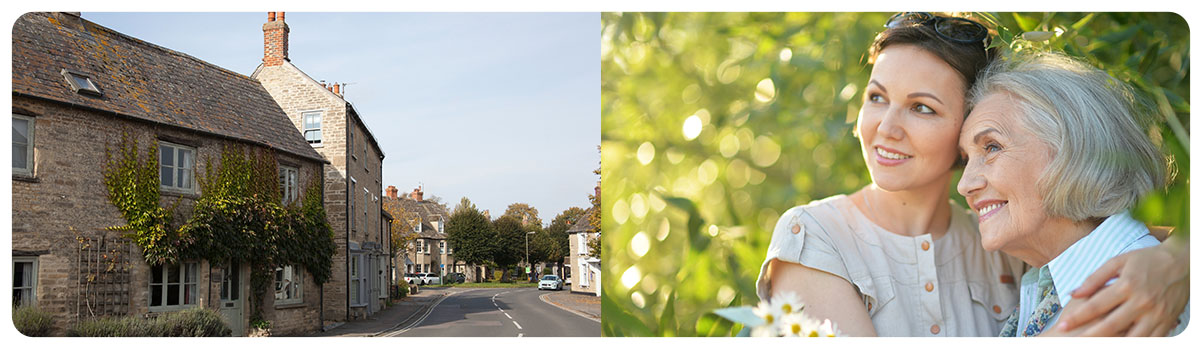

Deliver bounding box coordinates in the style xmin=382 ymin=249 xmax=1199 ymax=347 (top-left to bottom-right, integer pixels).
xmin=525 ymin=266 xmax=531 ymax=273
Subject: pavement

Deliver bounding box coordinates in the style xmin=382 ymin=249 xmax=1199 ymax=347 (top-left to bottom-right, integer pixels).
xmin=310 ymin=286 xmax=599 ymax=337
xmin=312 ymin=286 xmax=454 ymax=337
xmin=540 ymin=290 xmax=600 ymax=321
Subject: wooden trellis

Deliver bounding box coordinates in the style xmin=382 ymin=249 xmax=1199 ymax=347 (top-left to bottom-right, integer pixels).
xmin=76 ymin=233 xmax=133 ymax=320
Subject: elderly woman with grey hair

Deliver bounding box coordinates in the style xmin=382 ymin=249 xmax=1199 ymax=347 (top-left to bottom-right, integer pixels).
xmin=957 ymin=51 xmax=1189 ymax=336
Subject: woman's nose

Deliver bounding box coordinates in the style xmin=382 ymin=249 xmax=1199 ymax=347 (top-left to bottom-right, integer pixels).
xmin=876 ymin=107 xmax=905 ymax=140
xmin=957 ymin=161 xmax=986 ymax=197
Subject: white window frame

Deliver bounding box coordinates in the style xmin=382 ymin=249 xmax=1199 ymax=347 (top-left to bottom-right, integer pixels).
xmin=349 ymin=253 xmax=367 ymax=307
xmin=13 ymin=257 xmax=38 ymax=307
xmin=12 ymin=114 xmax=35 ymax=177
xmin=416 ymin=239 xmax=424 ymax=253
xmin=274 ymin=265 xmax=303 ymax=305
xmin=578 ymin=234 xmax=587 ymax=255
xmin=158 ymin=141 xmax=195 ymax=194
xmin=279 ymin=165 xmax=299 ymax=205
xmin=302 ymin=111 xmax=322 ymax=145
xmin=149 ymin=262 xmax=199 ymax=311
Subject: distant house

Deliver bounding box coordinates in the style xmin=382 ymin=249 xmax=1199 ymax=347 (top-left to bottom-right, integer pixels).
xmin=11 ymin=12 xmax=328 ymax=335
xmin=251 ymin=12 xmax=390 ymax=322
xmin=567 ymin=207 xmax=600 ymax=296
xmin=383 ymin=186 xmax=476 ymax=282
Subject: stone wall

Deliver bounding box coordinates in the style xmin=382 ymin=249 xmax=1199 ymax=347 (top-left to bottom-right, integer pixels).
xmin=11 ymin=96 xmax=324 ymax=335
xmin=254 ymin=61 xmax=387 ymax=321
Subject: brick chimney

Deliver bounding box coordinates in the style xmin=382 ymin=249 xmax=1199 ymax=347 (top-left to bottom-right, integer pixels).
xmin=386 ymin=185 xmax=398 ymax=200
xmin=410 ymin=186 xmax=424 ymax=202
xmin=262 ymin=12 xmax=289 ymax=66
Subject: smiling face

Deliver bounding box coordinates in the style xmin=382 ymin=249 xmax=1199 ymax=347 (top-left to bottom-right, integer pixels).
xmin=957 ymin=91 xmax=1054 ymax=252
xmin=858 ymin=44 xmax=966 ymax=192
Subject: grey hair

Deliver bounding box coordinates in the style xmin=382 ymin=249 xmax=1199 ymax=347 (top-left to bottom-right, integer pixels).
xmin=966 ymin=51 xmax=1171 ymax=221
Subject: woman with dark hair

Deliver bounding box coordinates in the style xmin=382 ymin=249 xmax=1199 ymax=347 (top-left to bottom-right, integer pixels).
xmin=754 ymin=12 xmax=1188 ymax=336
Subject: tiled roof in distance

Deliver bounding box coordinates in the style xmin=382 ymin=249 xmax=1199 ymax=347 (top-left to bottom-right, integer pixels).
xmin=11 ymin=12 xmax=324 ymax=162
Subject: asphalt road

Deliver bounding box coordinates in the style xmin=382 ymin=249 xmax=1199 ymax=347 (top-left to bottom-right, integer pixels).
xmin=384 ymin=288 xmax=599 ymax=337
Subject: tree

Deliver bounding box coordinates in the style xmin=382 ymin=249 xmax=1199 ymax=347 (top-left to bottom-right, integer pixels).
xmin=490 ymin=215 xmax=526 ymax=282
xmin=588 ymin=146 xmax=601 ymax=235
xmin=537 ymin=207 xmax=586 ymax=272
xmin=383 ymin=199 xmax=418 ymax=259
xmin=502 ymin=203 xmax=542 ymax=229
xmin=446 ymin=197 xmax=493 ymax=282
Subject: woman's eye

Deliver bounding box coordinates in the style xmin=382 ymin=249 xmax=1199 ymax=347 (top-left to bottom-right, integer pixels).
xmin=984 ymin=143 xmax=1002 ymax=153
xmin=912 ymin=103 xmax=934 ymax=114
xmin=867 ymin=93 xmax=885 ymax=104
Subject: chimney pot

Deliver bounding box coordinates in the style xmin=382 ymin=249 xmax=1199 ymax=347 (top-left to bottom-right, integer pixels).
xmin=262 ymin=12 xmax=290 ymax=66
xmin=386 ymin=186 xmax=398 ymax=200
xmin=333 ymin=83 xmax=340 ymax=95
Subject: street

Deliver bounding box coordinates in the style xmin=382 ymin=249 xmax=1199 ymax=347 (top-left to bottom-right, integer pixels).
xmin=381 ymin=288 xmax=599 ymax=337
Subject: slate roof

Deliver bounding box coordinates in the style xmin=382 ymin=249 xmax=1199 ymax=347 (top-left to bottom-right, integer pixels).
xmin=567 ymin=207 xmax=597 ymax=234
xmin=11 ymin=12 xmax=325 ymax=163
xmin=384 ymin=195 xmax=451 ymax=240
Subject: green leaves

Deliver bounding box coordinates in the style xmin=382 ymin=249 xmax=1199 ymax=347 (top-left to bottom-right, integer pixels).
xmin=102 ymin=137 xmax=336 ymax=285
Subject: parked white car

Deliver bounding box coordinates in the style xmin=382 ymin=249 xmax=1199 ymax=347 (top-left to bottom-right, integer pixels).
xmin=418 ymin=273 xmax=441 ymax=285
xmin=403 ymin=273 xmax=420 ymax=285
xmin=538 ymin=275 xmax=563 ymax=291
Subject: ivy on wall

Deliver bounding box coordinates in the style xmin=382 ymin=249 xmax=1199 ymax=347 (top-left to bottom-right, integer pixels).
xmin=103 ymin=132 xmax=337 ymax=323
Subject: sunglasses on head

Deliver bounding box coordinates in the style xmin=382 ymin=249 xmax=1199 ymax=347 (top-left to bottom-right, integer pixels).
xmin=885 ymin=12 xmax=990 ymax=45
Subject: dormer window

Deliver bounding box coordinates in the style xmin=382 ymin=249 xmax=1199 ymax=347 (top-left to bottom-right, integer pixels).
xmin=61 ymin=69 xmax=101 ymax=96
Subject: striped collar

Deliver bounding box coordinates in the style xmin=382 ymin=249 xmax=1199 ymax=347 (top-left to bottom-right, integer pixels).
xmin=1045 ymin=211 xmax=1152 ymax=307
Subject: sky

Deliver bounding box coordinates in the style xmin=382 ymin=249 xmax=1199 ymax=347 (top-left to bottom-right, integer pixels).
xmin=80 ymin=12 xmax=600 ymax=223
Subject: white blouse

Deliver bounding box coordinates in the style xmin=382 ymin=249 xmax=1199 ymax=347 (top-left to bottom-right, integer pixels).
xmin=756 ymin=195 xmax=1025 ymax=336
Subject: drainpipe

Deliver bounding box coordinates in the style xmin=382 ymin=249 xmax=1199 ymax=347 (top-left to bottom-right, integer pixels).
xmin=345 ymin=124 xmax=351 ymax=320
xmin=319 ymin=166 xmax=326 ymax=331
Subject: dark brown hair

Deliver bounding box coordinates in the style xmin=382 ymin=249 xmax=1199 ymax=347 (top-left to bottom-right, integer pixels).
xmin=867 ymin=14 xmax=998 ymax=92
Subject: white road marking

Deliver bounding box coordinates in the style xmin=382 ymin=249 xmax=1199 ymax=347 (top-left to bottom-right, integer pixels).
xmin=513 ymin=321 xmax=523 ymax=330
xmin=503 ymin=312 xmax=512 ymax=319
xmin=380 ymin=289 xmax=462 ymax=337
xmin=518 ymin=333 xmax=524 ymax=337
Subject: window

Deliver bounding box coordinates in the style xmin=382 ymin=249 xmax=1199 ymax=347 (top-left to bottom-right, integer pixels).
xmin=279 ymin=166 xmax=298 ymax=205
xmin=274 ymin=265 xmax=303 ymax=305
xmin=12 ymin=114 xmax=35 ymax=177
xmin=349 ymin=178 xmax=356 ymax=233
xmin=150 ymin=262 xmax=198 ymax=310
xmin=363 ymin=189 xmax=369 ymax=233
xmin=13 ymin=257 xmax=38 ymax=307
xmin=159 ymin=142 xmax=195 ymax=193
xmin=439 ymin=241 xmax=445 ymax=253
xmin=416 ymin=239 xmax=424 ymax=253
xmin=302 ymin=111 xmax=322 ymax=144
xmin=437 ymin=219 xmax=444 ymax=234
xmin=61 ymin=68 xmax=101 ymax=96
xmin=578 ymin=234 xmax=587 ymax=255
xmin=414 ymin=218 xmax=422 ymax=233
xmin=219 ymin=263 xmax=240 ymax=302
xmin=349 ymin=129 xmax=355 ymax=161
xmin=349 ymin=254 xmax=366 ymax=306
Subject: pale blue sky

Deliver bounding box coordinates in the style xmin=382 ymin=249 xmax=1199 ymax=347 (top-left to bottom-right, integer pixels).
xmin=81 ymin=12 xmax=599 ymax=223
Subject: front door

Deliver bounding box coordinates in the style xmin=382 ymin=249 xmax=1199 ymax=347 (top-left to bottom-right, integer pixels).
xmin=218 ymin=262 xmax=245 ymax=336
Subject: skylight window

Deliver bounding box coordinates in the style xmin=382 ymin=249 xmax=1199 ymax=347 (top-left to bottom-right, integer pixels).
xmin=60 ymin=69 xmax=101 ymax=96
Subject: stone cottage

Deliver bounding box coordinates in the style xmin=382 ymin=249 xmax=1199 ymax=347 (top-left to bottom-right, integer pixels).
xmin=250 ymin=12 xmax=390 ymax=322
xmin=11 ymin=12 xmax=329 ymax=335
xmin=383 ymin=185 xmax=476 ymax=283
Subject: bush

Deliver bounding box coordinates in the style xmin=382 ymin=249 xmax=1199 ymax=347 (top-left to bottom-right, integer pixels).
xmin=393 ymin=280 xmax=409 ymax=299
xmin=68 ymin=307 xmax=231 ymax=337
xmin=13 ymin=305 xmax=55 ymax=336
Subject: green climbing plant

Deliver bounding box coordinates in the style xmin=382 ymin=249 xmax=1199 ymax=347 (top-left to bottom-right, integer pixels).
xmin=104 ymin=136 xmax=337 ymax=325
